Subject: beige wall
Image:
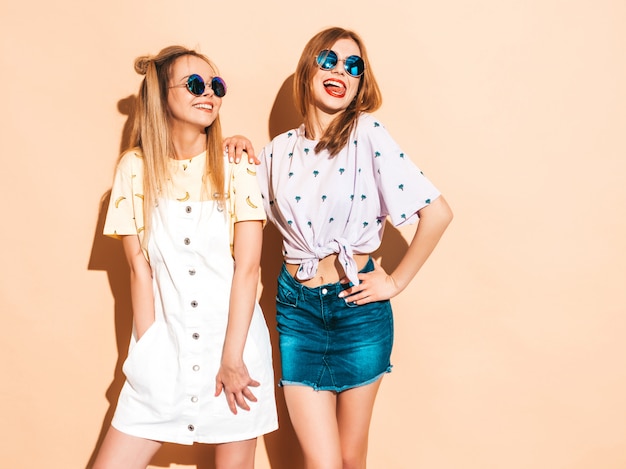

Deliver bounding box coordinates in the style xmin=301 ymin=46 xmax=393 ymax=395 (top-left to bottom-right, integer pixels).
xmin=1 ymin=1 xmax=625 ymax=468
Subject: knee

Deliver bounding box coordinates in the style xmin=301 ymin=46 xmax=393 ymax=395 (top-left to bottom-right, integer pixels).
xmin=342 ymin=455 xmax=367 ymax=469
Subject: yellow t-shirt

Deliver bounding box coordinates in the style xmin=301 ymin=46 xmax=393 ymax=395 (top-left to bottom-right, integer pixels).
xmin=103 ymin=149 xmax=266 ymax=257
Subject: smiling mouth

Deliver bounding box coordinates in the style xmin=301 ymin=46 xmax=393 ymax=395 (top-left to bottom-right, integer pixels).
xmin=193 ymin=103 xmax=213 ymax=110
xmin=323 ymin=79 xmax=346 ymax=98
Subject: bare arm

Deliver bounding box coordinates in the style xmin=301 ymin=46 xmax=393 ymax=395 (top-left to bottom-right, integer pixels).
xmin=214 ymin=220 xmax=264 ymax=414
xmin=340 ymin=195 xmax=453 ymax=304
xmin=121 ymin=235 xmax=155 ymax=339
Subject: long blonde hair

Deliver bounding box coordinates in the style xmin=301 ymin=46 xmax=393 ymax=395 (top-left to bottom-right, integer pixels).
xmin=129 ymin=45 xmax=225 ymax=237
xmin=293 ymin=27 xmax=382 ymax=156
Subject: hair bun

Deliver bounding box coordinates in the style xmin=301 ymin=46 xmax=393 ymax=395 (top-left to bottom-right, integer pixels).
xmin=134 ymin=56 xmax=151 ymax=75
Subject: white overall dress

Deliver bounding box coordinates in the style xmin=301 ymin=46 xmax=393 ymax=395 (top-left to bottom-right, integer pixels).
xmin=104 ymin=151 xmax=277 ymax=444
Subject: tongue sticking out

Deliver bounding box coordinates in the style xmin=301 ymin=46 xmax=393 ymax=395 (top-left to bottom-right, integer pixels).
xmin=324 ymin=79 xmax=346 ymax=98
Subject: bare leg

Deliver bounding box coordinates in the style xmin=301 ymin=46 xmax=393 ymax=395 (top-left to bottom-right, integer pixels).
xmin=336 ymin=379 xmax=383 ymax=469
xmin=215 ymin=438 xmax=257 ymax=469
xmin=91 ymin=426 xmax=162 ymax=469
xmin=283 ymin=386 xmax=342 ymax=469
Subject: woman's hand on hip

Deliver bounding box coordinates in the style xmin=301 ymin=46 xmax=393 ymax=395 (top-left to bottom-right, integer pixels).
xmin=338 ymin=260 xmax=399 ymax=304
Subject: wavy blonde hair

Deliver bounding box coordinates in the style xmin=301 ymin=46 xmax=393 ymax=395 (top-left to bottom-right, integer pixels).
xmin=129 ymin=45 xmax=225 ymax=238
xmin=293 ymin=27 xmax=382 ymax=156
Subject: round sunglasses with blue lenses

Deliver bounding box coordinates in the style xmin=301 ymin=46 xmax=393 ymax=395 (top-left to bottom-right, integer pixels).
xmin=170 ymin=74 xmax=227 ymax=98
xmin=315 ymin=50 xmax=365 ymax=77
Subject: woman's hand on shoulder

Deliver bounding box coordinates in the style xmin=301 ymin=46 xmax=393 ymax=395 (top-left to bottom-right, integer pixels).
xmin=338 ymin=261 xmax=400 ymax=305
xmin=215 ymin=360 xmax=260 ymax=415
xmin=223 ymin=135 xmax=260 ymax=165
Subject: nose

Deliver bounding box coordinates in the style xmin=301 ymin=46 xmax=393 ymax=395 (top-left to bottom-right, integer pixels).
xmin=332 ymin=60 xmax=347 ymax=75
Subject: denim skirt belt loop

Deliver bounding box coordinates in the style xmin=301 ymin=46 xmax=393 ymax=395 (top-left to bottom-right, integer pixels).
xmin=275 ymin=257 xmax=394 ymax=392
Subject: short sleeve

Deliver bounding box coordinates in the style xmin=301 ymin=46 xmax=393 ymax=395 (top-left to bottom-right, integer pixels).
xmin=228 ymin=159 xmax=266 ymax=224
xmin=361 ymin=116 xmax=441 ymax=227
xmin=103 ymin=150 xmax=145 ymax=239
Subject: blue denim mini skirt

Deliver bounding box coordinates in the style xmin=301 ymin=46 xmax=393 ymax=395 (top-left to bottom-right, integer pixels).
xmin=275 ymin=258 xmax=393 ymax=392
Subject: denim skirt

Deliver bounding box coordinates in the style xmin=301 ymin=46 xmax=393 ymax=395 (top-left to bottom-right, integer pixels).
xmin=275 ymin=258 xmax=393 ymax=392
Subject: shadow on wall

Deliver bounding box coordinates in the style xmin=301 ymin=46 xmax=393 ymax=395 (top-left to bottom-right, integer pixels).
xmin=84 ymin=96 xmax=135 ymax=469
xmin=268 ymin=74 xmax=303 ymax=141
xmin=85 ymin=190 xmax=131 ymax=467
xmin=84 ymin=74 xmax=408 ymax=469
xmin=258 ymin=73 xmax=306 ymax=469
